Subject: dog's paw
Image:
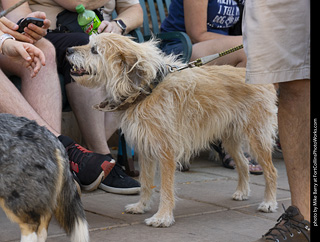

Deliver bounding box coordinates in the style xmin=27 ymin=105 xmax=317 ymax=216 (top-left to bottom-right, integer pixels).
xmin=125 ymin=202 xmax=149 ymax=214
xmin=232 ymin=190 xmax=249 ymax=201
xmin=258 ymin=201 xmax=278 ymax=213
xmin=145 ymin=213 xmax=175 ymax=227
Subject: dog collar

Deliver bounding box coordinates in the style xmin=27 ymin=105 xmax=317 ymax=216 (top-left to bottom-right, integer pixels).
xmin=94 ymin=67 xmax=168 ymax=112
xmin=94 ymin=90 xmax=147 ymax=112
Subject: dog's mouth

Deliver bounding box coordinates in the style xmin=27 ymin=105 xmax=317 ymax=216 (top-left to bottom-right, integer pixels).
xmin=70 ymin=65 xmax=90 ymax=76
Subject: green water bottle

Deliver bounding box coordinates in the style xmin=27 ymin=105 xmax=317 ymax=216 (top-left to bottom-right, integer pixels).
xmin=76 ymin=4 xmax=101 ymax=35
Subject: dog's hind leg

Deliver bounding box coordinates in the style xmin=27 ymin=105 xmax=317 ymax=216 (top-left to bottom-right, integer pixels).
xmin=125 ymin=156 xmax=156 ymax=214
xmin=0 ymin=199 xmax=38 ymax=242
xmin=250 ymin=137 xmax=278 ymax=212
xmin=145 ymin=152 xmax=176 ymax=227
xmin=37 ymin=213 xmax=52 ymax=242
xmin=223 ymin=140 xmax=250 ymax=201
xmin=19 ymin=223 xmax=38 ymax=242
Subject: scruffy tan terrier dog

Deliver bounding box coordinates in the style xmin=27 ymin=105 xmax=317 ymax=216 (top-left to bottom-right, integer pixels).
xmin=66 ymin=33 xmax=278 ymax=228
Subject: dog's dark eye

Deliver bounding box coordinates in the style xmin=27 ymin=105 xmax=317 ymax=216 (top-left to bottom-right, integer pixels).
xmin=91 ymin=46 xmax=98 ymax=54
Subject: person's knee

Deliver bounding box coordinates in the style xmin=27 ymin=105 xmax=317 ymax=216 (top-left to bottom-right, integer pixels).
xmin=34 ymin=38 xmax=57 ymax=66
xmin=73 ymin=33 xmax=90 ymax=46
xmin=279 ymin=79 xmax=310 ymax=102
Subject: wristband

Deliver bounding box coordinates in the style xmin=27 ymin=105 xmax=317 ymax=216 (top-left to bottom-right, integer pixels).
xmin=113 ymin=19 xmax=126 ymax=35
xmin=0 ymin=33 xmax=15 ymax=54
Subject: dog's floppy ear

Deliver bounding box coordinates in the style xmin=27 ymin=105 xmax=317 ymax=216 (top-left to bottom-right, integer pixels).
xmin=102 ymin=34 xmax=164 ymax=95
xmin=118 ymin=49 xmax=144 ymax=87
xmin=120 ymin=48 xmax=160 ymax=90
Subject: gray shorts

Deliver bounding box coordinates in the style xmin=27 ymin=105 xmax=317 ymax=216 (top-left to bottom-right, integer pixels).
xmin=242 ymin=0 xmax=310 ymax=84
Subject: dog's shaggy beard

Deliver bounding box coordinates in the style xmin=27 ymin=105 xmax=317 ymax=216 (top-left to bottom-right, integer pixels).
xmin=67 ymin=43 xmax=102 ymax=89
xmin=67 ymin=34 xmax=179 ymax=106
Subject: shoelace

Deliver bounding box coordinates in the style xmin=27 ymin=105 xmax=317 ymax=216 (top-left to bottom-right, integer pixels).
xmin=66 ymin=143 xmax=92 ymax=171
xmin=109 ymin=163 xmax=126 ymax=178
xmin=264 ymin=205 xmax=310 ymax=241
xmin=73 ymin=144 xmax=93 ymax=153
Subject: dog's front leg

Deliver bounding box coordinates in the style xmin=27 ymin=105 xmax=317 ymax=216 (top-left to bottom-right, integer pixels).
xmin=145 ymin=153 xmax=176 ymax=227
xmin=125 ymin=156 xmax=156 ymax=214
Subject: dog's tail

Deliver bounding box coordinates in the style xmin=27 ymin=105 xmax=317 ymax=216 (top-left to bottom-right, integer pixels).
xmin=54 ymin=149 xmax=90 ymax=242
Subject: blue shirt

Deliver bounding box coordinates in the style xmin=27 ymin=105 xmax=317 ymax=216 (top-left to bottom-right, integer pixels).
xmin=161 ymin=0 xmax=242 ymax=35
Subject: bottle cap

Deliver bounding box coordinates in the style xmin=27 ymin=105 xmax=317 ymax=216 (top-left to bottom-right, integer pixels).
xmin=76 ymin=4 xmax=85 ymax=13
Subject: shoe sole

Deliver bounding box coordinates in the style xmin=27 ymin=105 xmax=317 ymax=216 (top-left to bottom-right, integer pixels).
xmin=99 ymin=183 xmax=141 ymax=195
xmin=81 ymin=170 xmax=106 ymax=192
xmin=80 ymin=160 xmax=116 ymax=192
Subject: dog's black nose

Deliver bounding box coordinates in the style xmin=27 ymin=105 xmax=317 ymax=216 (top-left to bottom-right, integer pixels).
xmin=66 ymin=47 xmax=74 ymax=56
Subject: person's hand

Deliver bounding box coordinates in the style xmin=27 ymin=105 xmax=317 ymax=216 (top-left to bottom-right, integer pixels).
xmin=2 ymin=39 xmax=46 ymax=78
xmin=19 ymin=11 xmax=51 ymax=44
xmin=0 ymin=16 xmax=32 ymax=43
xmin=98 ymin=20 xmax=122 ymax=35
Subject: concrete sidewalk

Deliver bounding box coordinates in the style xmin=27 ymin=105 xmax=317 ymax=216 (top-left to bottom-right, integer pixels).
xmin=0 ymin=153 xmax=290 ymax=242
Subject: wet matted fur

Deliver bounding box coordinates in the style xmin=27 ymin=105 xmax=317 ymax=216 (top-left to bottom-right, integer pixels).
xmin=66 ymin=33 xmax=278 ymax=227
xmin=0 ymin=114 xmax=89 ymax=242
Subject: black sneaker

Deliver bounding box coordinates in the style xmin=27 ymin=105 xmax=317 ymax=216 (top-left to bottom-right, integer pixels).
xmin=61 ymin=136 xmax=115 ymax=191
xmin=99 ymin=163 xmax=140 ymax=195
xmin=253 ymin=205 xmax=310 ymax=242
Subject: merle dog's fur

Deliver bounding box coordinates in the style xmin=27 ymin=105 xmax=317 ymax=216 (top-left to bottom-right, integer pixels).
xmin=0 ymin=113 xmax=89 ymax=242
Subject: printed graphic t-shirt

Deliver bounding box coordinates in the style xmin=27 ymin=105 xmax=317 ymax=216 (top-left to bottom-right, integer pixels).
xmin=161 ymin=0 xmax=242 ymax=35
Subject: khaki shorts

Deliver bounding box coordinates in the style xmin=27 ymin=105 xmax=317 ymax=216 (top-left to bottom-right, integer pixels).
xmin=242 ymin=0 xmax=310 ymax=84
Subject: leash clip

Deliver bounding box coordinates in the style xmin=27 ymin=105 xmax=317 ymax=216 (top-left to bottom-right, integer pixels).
xmin=167 ymin=59 xmax=202 ymax=73
xmin=167 ymin=64 xmax=187 ymax=73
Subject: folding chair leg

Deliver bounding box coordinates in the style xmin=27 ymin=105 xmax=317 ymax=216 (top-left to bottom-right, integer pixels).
xmin=117 ymin=132 xmax=139 ymax=177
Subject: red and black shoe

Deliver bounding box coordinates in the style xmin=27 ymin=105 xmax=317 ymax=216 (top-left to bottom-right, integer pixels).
xmin=58 ymin=135 xmax=115 ymax=191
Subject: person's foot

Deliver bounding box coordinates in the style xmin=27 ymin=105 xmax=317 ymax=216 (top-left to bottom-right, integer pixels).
xmin=177 ymin=163 xmax=190 ymax=172
xmin=99 ymin=163 xmax=141 ymax=195
xmin=58 ymin=135 xmax=115 ymax=192
xmin=211 ymin=143 xmax=263 ymax=175
xmin=272 ymin=137 xmax=283 ymax=159
xmin=252 ymin=205 xmax=310 ymax=242
xmin=244 ymin=153 xmax=263 ymax=175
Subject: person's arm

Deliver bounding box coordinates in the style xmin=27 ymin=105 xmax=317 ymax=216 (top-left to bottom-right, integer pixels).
xmin=114 ymin=3 xmax=143 ymax=33
xmin=0 ymin=30 xmax=46 ymax=77
xmin=0 ymin=16 xmax=31 ymax=43
xmin=98 ymin=3 xmax=143 ymax=35
xmin=1 ymin=0 xmax=32 ymax=23
xmin=184 ymin=0 xmax=225 ymax=44
xmin=183 ymin=0 xmax=245 ymax=66
xmin=1 ymin=0 xmax=51 ymax=44
xmin=52 ymin=0 xmax=110 ymax=12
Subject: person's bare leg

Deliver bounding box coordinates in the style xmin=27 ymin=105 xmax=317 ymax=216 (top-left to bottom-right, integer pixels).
xmin=66 ymin=83 xmax=118 ymax=154
xmin=0 ymin=71 xmax=59 ymax=136
xmin=278 ymin=79 xmax=310 ymax=221
xmin=0 ymin=39 xmax=61 ymax=136
xmin=104 ymin=112 xmax=120 ymax=141
xmin=20 ymin=40 xmax=62 ymax=134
